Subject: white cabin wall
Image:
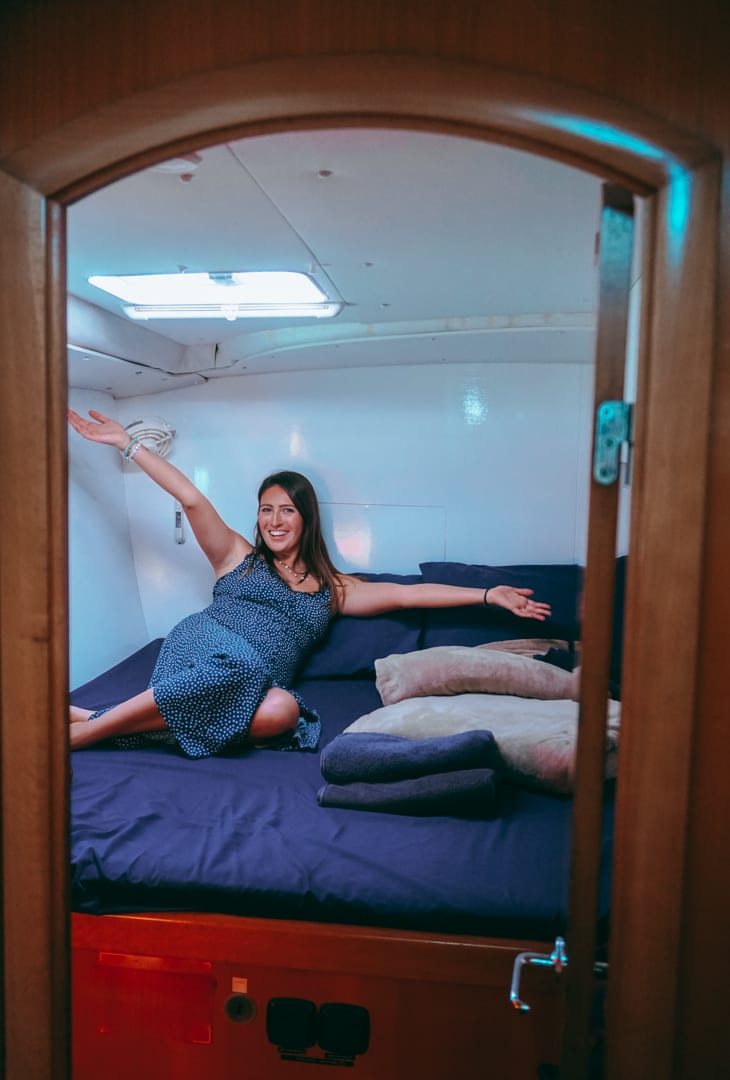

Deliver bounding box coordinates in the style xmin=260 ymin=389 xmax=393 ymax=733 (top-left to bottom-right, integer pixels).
xmin=115 ymin=361 xmax=595 ymax=641
xmin=68 ymin=388 xmax=148 ymax=686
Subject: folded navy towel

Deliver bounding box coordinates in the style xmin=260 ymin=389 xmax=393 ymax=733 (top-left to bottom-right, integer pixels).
xmin=320 ymin=730 xmax=498 ymax=784
xmin=317 ymin=767 xmax=500 ymax=817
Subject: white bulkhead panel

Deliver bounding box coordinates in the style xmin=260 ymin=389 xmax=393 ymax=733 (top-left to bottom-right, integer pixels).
xmin=103 ymin=361 xmax=593 ymax=642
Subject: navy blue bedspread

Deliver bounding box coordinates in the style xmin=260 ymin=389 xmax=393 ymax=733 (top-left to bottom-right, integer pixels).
xmin=70 ymin=642 xmax=614 ymax=940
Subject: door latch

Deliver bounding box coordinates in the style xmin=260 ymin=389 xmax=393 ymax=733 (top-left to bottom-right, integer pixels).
xmin=510 ymin=937 xmax=568 ymax=1012
xmin=509 ymin=937 xmax=608 ymax=1012
xmin=593 ymin=400 xmax=633 ymax=486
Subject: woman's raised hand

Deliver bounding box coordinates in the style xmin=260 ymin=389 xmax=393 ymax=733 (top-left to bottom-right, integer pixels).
xmin=68 ymin=408 xmax=128 ymax=450
xmin=487 ymin=586 xmax=552 ymax=621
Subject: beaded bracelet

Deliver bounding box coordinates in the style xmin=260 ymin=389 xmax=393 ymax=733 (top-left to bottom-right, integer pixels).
xmin=128 ymin=441 xmax=144 ymax=461
xmin=121 ymin=437 xmax=143 ymax=459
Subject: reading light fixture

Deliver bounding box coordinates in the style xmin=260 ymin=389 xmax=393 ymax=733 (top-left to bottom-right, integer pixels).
xmin=88 ymin=271 xmax=343 ymax=320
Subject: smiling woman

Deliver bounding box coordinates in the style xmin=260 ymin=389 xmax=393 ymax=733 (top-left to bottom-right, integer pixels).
xmin=67 ymin=406 xmax=551 ymax=756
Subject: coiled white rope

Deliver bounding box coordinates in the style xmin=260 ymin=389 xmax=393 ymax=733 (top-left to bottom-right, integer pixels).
xmin=123 ymin=416 xmax=175 ymax=458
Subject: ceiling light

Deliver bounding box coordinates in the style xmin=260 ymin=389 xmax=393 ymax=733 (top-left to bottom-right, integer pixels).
xmin=88 ymin=271 xmax=342 ymax=319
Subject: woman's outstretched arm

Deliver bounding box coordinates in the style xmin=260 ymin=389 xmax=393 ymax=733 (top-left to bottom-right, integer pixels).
xmin=337 ymin=577 xmax=552 ymax=620
xmin=68 ymin=408 xmax=251 ymax=575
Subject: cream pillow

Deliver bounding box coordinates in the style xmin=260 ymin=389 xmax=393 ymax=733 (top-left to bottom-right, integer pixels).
xmin=478 ymin=638 xmax=568 ymax=657
xmin=375 ymin=645 xmax=579 ymax=706
xmin=345 ymin=692 xmax=618 ymax=795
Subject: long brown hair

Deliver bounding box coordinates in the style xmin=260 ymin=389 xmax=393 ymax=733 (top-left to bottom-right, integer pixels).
xmin=249 ymin=470 xmax=345 ymax=611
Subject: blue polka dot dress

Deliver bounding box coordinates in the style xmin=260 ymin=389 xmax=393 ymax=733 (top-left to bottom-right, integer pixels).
xmin=105 ymin=554 xmax=331 ymax=758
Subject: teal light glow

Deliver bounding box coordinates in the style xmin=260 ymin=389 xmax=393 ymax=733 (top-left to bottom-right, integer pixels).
xmin=532 ymin=112 xmax=692 ymax=264
xmin=666 ymin=165 xmax=693 ymax=264
xmin=531 ymin=114 xmax=667 ymax=163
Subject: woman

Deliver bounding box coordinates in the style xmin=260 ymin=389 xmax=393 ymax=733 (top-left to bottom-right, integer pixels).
xmin=68 ymin=408 xmax=551 ymax=757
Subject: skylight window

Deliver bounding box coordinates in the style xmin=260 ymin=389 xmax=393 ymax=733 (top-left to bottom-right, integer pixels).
xmin=87 ymin=271 xmax=342 ymax=320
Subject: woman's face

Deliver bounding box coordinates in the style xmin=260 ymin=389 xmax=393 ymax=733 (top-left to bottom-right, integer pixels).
xmin=258 ymin=485 xmax=304 ymax=558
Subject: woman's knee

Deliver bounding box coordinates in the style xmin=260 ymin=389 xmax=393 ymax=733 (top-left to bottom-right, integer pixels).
xmin=250 ymin=688 xmax=299 ymax=738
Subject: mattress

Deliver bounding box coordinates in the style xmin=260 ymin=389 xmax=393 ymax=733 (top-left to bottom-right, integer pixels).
xmin=70 ymin=641 xmax=614 ymax=940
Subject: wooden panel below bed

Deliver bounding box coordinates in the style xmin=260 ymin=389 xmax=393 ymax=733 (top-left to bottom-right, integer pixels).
xmin=73 ymin=912 xmax=563 ymax=1079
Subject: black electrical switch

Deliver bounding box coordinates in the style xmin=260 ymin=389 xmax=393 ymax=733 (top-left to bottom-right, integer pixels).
xmin=318 ymin=1003 xmax=370 ymax=1057
xmin=266 ymin=997 xmax=318 ymax=1049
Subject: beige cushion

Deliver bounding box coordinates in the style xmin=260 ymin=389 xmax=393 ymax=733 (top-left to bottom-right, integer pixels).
xmin=345 ymin=692 xmax=618 ymax=795
xmin=478 ymin=638 xmax=569 ymax=657
xmin=375 ymin=645 xmax=579 ymax=706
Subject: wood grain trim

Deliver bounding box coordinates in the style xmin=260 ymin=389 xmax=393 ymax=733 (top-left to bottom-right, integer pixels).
xmin=559 ymin=184 xmax=634 ymax=1080
xmin=0 ymin=54 xmax=713 ymax=201
xmin=606 ymin=157 xmax=722 ymax=1080
xmin=0 ymin=174 xmax=70 ymax=1079
xmin=674 ymin=169 xmax=730 ymax=1078
xmin=72 ymin=912 xmax=559 ymax=992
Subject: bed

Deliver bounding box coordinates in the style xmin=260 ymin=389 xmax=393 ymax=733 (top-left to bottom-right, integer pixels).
xmin=70 ymin=560 xmax=622 ymax=1079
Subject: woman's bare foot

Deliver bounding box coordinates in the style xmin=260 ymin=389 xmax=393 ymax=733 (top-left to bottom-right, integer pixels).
xmin=70 ymin=705 xmax=94 ymax=724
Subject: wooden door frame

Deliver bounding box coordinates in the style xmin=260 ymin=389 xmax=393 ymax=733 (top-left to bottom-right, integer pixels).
xmin=0 ymin=52 xmax=721 ymax=1079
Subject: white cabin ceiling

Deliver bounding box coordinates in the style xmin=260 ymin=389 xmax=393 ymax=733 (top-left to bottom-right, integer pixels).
xmin=67 ymin=128 xmax=603 ymax=397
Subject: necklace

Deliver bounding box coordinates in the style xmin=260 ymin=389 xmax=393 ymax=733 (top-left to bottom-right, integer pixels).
xmin=275 ymin=557 xmax=310 ymax=584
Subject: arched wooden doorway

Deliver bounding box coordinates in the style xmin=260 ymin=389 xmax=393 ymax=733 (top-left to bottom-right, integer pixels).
xmin=1 ymin=9 xmax=727 ymax=1079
